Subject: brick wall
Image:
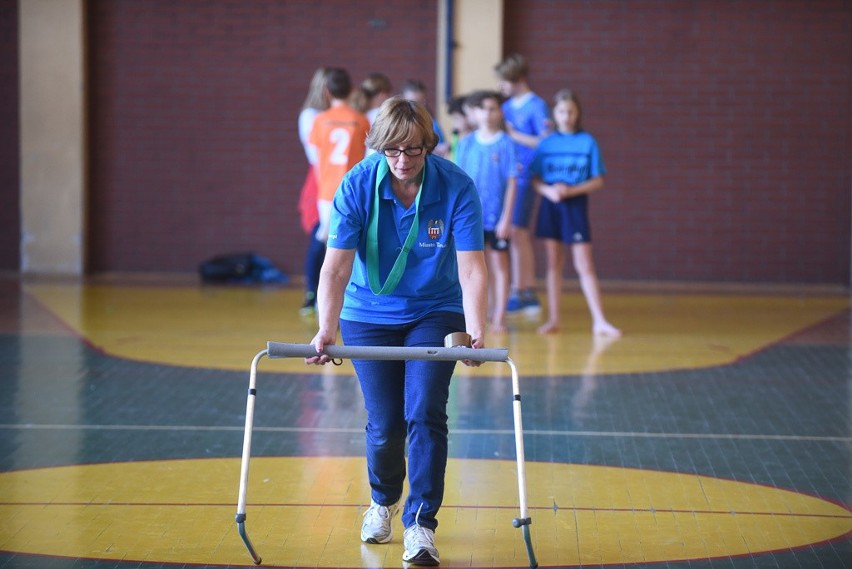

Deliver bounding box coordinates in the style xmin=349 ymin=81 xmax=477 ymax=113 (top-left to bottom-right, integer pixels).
xmin=87 ymin=0 xmax=438 ymax=275
xmin=504 ymin=0 xmax=851 ymax=284
xmin=84 ymin=0 xmax=851 ymax=284
xmin=0 ymin=0 xmax=19 ymax=271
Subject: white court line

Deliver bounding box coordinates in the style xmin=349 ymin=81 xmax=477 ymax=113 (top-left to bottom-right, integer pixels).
xmin=0 ymin=424 xmax=849 ymax=443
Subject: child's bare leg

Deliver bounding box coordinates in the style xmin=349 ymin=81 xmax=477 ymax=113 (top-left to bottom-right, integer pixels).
xmin=489 ymin=248 xmax=511 ymax=332
xmin=510 ymin=226 xmax=536 ymax=292
xmin=572 ymin=243 xmax=621 ymax=337
xmin=537 ymin=239 xmax=563 ymax=334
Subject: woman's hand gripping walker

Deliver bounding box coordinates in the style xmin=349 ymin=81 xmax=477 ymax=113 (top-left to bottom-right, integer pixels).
xmin=235 ymin=340 xmax=538 ymax=568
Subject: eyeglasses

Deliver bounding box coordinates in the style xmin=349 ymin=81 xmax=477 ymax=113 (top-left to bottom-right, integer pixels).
xmin=381 ymin=146 xmax=424 ymax=158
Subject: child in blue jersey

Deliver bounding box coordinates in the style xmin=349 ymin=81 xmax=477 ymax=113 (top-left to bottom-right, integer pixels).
xmin=495 ymin=53 xmax=552 ymax=315
xmin=455 ymin=90 xmax=517 ymax=333
xmin=306 ymin=96 xmax=488 ymax=566
xmin=531 ymin=89 xmax=621 ymax=337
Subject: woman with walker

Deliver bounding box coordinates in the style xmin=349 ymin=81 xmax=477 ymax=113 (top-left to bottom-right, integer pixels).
xmin=305 ymin=96 xmax=488 ymax=566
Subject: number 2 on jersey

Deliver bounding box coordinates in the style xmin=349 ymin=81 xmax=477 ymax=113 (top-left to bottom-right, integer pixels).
xmin=329 ymin=128 xmax=352 ymax=165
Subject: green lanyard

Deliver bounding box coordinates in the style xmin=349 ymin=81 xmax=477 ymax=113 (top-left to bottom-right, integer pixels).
xmin=366 ymin=159 xmax=424 ymax=295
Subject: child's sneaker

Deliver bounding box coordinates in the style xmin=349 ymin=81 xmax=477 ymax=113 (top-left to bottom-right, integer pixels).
xmin=361 ymin=499 xmax=400 ymax=544
xmin=521 ymin=289 xmax=542 ymax=315
xmin=402 ymin=524 xmax=440 ymax=566
xmin=506 ymin=291 xmax=524 ymax=312
xmin=298 ymin=292 xmax=316 ymax=316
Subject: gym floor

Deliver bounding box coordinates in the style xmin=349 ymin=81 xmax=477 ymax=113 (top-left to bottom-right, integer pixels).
xmin=0 ymin=275 xmax=849 ymax=569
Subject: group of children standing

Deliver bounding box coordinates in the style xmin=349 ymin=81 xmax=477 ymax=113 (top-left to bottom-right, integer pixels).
xmin=453 ymin=53 xmax=620 ymax=337
xmin=296 ymin=55 xmax=620 ymax=337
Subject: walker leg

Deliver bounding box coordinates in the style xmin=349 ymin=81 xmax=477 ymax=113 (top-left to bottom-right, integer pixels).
xmin=522 ymin=525 xmax=537 ymax=568
xmin=237 ymin=515 xmax=262 ymax=565
xmin=506 ymin=357 xmax=538 ymax=569
xmin=235 ymin=350 xmax=267 ymax=565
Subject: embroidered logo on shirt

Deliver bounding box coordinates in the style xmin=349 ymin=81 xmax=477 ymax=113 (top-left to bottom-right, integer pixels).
xmin=427 ymin=219 xmax=444 ymax=240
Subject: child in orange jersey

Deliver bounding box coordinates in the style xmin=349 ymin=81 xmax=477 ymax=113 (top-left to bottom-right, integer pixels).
xmin=309 ymin=68 xmax=371 ymax=244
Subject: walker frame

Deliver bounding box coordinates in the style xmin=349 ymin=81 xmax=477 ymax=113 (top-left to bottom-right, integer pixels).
xmin=235 ymin=342 xmax=538 ymax=568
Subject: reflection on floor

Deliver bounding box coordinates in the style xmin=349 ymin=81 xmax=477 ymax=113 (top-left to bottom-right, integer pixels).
xmin=0 ymin=276 xmax=849 ymax=568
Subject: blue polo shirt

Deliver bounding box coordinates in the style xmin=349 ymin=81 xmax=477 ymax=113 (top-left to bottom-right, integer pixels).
xmin=327 ymin=152 xmax=484 ymax=324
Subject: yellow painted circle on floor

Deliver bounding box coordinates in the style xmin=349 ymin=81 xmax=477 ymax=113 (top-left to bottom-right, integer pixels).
xmin=26 ymin=283 xmax=851 ymax=375
xmin=1 ymin=457 xmax=849 ymax=567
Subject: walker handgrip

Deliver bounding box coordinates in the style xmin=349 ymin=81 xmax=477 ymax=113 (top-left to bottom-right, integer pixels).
xmin=266 ymin=342 xmax=509 ymax=363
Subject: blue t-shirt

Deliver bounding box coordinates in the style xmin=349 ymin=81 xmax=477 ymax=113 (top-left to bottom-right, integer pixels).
xmin=454 ymin=131 xmax=516 ymax=231
xmin=501 ymin=92 xmax=550 ymax=176
xmin=328 ymin=152 xmax=484 ymax=324
xmin=529 ymin=130 xmax=606 ymax=185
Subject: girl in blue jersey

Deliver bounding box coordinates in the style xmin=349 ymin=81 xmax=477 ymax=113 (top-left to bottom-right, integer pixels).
xmin=531 ymin=89 xmax=621 ymax=337
xmin=305 ymin=97 xmax=488 ymax=566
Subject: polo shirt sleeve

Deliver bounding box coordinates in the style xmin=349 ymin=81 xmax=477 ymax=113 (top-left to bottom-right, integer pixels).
xmin=327 ymin=164 xmax=371 ymax=250
xmin=449 ymin=171 xmax=484 ymax=252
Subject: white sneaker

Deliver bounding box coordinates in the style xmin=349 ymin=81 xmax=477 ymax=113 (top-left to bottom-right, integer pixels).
xmin=402 ymin=524 xmax=440 ymax=566
xmin=361 ymin=499 xmax=400 ymax=544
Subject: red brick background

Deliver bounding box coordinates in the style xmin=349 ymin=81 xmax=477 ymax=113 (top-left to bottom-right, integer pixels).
xmin=86 ymin=0 xmax=439 ymax=274
xmin=504 ymin=0 xmax=850 ymax=283
xmin=2 ymin=0 xmax=850 ymax=284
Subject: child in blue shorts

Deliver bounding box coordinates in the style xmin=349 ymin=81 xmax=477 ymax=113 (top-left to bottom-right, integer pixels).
xmin=455 ymin=91 xmax=517 ymax=332
xmin=494 ymin=54 xmax=552 ymax=314
xmin=531 ymin=89 xmax=621 ymax=337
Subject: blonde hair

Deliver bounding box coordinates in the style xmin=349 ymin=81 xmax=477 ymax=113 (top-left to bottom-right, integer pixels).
xmin=349 ymin=90 xmax=369 ymax=114
xmin=362 ymin=73 xmax=392 ymax=101
xmin=494 ymin=53 xmax=529 ymax=83
xmin=350 ymin=72 xmax=393 ymax=113
xmin=301 ymin=67 xmax=329 ymax=111
xmin=365 ymin=96 xmax=438 ymax=153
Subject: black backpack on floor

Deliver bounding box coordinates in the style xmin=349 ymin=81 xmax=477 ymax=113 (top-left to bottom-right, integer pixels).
xmin=198 ymin=252 xmax=288 ymax=284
